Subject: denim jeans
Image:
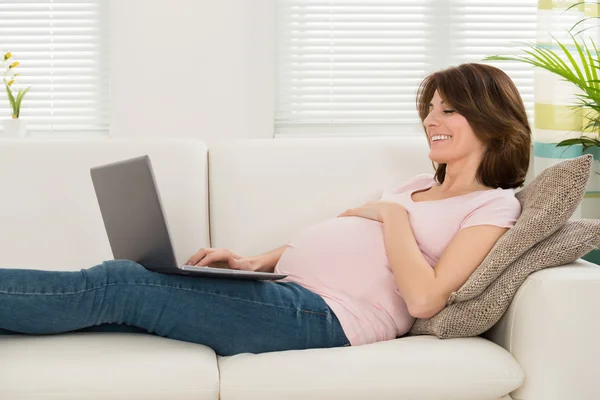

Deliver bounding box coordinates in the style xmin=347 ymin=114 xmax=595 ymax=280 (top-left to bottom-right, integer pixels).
xmin=0 ymin=260 xmax=350 ymax=356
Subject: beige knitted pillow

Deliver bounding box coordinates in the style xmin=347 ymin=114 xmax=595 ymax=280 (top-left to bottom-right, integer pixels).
xmin=447 ymin=153 xmax=593 ymax=304
xmin=409 ymin=219 xmax=600 ymax=338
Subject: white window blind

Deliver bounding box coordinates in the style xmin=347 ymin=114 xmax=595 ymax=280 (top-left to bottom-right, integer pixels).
xmin=275 ymin=0 xmax=537 ymax=138
xmin=0 ymin=0 xmax=109 ymax=134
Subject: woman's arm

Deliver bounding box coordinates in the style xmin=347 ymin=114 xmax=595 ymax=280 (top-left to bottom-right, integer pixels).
xmin=382 ymin=208 xmax=509 ymax=319
xmin=252 ymin=245 xmax=288 ymax=272
xmin=381 ymin=210 xmax=436 ymax=317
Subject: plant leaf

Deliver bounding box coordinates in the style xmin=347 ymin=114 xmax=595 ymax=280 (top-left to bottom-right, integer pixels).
xmin=536 ymin=40 xmax=574 ymax=75
xmin=585 ymin=37 xmax=600 ymax=90
xmin=564 ymin=1 xmax=587 ymax=14
xmin=486 ymin=39 xmax=582 ymax=87
xmin=518 ymin=40 xmax=563 ymax=70
xmin=485 ymin=43 xmax=558 ymax=72
xmin=572 ymin=33 xmax=593 ymax=85
xmin=522 ymin=47 xmax=561 ymax=70
xmin=591 ymin=36 xmax=600 ymax=63
xmin=556 ymin=138 xmax=585 ymax=146
xmin=555 ymin=137 xmax=600 ymax=149
xmin=4 ymin=80 xmax=16 ymax=116
xmin=486 ymin=17 xmax=600 ymax=147
xmin=529 ymin=42 xmax=566 ymax=71
xmin=554 ymin=33 xmax=585 ymax=83
xmin=15 ymin=86 xmax=30 ymax=118
xmin=565 ymin=1 xmax=600 ymax=36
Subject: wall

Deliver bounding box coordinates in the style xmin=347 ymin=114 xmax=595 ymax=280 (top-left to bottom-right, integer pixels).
xmin=108 ymin=0 xmax=275 ymax=148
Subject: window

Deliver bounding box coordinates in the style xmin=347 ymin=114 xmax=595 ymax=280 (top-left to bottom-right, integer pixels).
xmin=275 ymin=0 xmax=536 ymax=138
xmin=0 ymin=0 xmax=109 ymax=135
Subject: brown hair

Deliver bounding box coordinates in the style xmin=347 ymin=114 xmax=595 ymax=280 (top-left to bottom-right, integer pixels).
xmin=416 ymin=63 xmax=531 ymax=189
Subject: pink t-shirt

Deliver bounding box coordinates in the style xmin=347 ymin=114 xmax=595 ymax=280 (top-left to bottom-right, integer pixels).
xmin=273 ymin=173 xmax=522 ymax=346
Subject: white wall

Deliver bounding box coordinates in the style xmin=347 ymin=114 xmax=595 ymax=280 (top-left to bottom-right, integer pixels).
xmin=108 ymin=0 xmax=274 ymax=148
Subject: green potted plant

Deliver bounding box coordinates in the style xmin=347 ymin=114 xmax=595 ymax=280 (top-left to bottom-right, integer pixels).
xmin=485 ymin=3 xmax=600 ymax=264
xmin=1 ymin=51 xmax=31 ymax=137
xmin=484 ymin=2 xmax=600 ymax=156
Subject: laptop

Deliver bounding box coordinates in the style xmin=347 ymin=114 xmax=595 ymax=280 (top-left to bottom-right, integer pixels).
xmin=89 ymin=155 xmax=287 ymax=281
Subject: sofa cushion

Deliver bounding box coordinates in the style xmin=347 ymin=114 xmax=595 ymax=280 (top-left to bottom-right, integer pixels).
xmin=450 ymin=153 xmax=593 ymax=303
xmin=410 ymin=218 xmax=600 ymax=337
xmin=218 ymin=336 xmax=523 ymax=400
xmin=408 ymin=154 xmax=594 ymax=338
xmin=0 ymin=332 xmax=219 ymax=400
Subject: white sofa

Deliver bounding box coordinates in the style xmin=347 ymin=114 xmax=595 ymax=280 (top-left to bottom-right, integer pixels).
xmin=1 ymin=137 xmax=599 ymax=400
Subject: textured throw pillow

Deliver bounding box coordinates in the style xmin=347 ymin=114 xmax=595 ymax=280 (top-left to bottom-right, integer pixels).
xmin=409 ymin=219 xmax=600 ymax=338
xmin=447 ymin=153 xmax=593 ymax=304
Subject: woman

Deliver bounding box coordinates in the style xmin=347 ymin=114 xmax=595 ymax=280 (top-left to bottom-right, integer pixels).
xmin=0 ymin=63 xmax=530 ymax=356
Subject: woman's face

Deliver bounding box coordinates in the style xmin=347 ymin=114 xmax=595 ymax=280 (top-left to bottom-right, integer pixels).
xmin=423 ymin=90 xmax=486 ymax=165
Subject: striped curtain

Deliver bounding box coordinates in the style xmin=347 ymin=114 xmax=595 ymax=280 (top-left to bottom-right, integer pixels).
xmin=534 ymin=0 xmax=600 ymax=219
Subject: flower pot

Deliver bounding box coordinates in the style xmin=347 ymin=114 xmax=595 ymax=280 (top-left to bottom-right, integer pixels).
xmin=2 ymin=118 xmax=28 ymax=138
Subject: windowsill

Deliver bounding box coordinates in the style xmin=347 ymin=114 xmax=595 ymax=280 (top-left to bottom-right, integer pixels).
xmin=0 ymin=131 xmax=110 ymax=139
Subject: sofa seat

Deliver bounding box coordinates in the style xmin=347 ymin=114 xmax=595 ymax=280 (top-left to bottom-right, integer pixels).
xmin=0 ymin=332 xmax=219 ymax=400
xmin=218 ymin=335 xmax=524 ymax=400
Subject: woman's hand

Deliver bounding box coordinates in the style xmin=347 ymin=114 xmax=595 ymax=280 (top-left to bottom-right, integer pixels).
xmin=338 ymin=201 xmax=407 ymax=223
xmin=185 ymin=248 xmax=264 ymax=272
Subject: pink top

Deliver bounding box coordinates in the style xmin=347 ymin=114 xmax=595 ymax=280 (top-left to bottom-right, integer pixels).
xmin=273 ymin=173 xmax=522 ymax=346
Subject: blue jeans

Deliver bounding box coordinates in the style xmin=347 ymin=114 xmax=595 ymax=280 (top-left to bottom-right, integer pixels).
xmin=0 ymin=260 xmax=350 ymax=356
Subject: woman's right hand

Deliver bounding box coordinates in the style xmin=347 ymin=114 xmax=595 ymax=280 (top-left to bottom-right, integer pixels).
xmin=185 ymin=248 xmax=264 ymax=272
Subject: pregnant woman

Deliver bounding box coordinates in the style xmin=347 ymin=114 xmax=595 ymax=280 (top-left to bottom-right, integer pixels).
xmin=0 ymin=63 xmax=530 ymax=356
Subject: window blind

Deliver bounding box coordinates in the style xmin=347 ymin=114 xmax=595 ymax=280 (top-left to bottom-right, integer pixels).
xmin=0 ymin=0 xmax=109 ymax=134
xmin=275 ymin=0 xmax=537 ymax=138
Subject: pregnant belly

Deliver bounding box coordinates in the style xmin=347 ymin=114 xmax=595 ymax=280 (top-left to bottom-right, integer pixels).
xmin=275 ymin=217 xmax=391 ymax=297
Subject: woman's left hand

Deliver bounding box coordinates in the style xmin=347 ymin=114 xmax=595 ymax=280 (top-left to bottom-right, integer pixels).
xmin=337 ymin=201 xmax=407 ymax=223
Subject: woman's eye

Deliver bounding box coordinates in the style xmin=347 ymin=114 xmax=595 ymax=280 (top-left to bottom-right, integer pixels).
xmin=444 ymin=110 xmax=455 ymax=114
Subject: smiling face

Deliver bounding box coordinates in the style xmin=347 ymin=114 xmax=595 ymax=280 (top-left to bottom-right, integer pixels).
xmin=424 ymin=90 xmax=487 ymax=166
xmin=415 ymin=63 xmax=532 ymax=191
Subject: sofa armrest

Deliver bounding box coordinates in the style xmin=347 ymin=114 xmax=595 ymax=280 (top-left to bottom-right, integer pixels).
xmin=483 ymin=259 xmax=600 ymax=400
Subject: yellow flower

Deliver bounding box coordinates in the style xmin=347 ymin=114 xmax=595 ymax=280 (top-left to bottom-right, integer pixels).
xmin=7 ymin=79 xmax=14 ymax=86
xmin=4 ymin=52 xmax=11 ymax=61
xmin=9 ymin=61 xmax=20 ymax=69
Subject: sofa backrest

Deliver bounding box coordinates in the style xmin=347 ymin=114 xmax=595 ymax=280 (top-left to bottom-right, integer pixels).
xmin=0 ymin=138 xmax=210 ymax=270
xmin=208 ymin=137 xmax=436 ymax=257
